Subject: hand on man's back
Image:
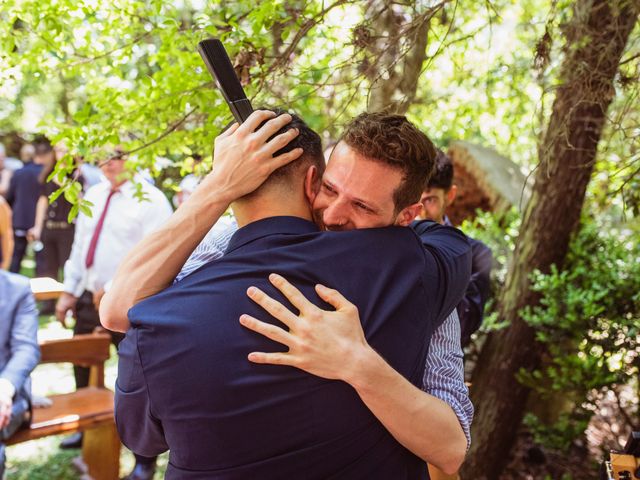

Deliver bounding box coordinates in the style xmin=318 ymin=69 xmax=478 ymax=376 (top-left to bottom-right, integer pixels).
xmin=240 ymin=273 xmax=371 ymax=383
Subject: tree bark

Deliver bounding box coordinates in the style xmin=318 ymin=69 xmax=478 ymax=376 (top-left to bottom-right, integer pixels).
xmin=363 ymin=1 xmax=434 ymax=115
xmin=461 ymin=1 xmax=640 ymax=478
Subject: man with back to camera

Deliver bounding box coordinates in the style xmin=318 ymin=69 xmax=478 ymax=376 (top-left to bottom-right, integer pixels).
xmin=102 ymin=114 xmax=475 ymax=459
xmin=106 ymin=110 xmax=471 ymax=478
xmin=5 ymin=140 xmax=48 ymax=274
xmin=418 ymin=150 xmax=492 ymax=347
xmin=102 ymin=114 xmax=473 ymax=455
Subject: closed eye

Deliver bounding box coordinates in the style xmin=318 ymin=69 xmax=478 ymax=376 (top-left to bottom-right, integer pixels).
xmin=355 ymin=202 xmax=374 ymax=213
xmin=323 ymin=182 xmax=336 ymax=194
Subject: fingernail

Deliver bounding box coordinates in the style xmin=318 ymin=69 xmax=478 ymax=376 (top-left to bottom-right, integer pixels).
xmin=247 ymin=287 xmax=257 ymax=296
xmin=239 ymin=314 xmax=249 ymax=324
xmin=269 ymin=273 xmax=281 ymax=283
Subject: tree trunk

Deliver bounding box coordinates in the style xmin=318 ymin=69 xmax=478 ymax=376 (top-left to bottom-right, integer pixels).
xmin=363 ymin=1 xmax=433 ymax=115
xmin=461 ymin=1 xmax=639 ymax=478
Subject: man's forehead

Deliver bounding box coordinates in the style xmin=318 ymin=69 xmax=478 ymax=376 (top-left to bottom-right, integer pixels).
xmin=323 ymin=143 xmax=401 ymax=208
xmin=423 ymin=187 xmax=445 ymax=196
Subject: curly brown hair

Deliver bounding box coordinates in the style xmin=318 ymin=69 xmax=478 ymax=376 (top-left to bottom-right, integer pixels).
xmin=341 ymin=112 xmax=437 ymax=212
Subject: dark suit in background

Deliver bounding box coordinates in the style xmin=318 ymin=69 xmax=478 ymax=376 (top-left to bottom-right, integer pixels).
xmin=6 ymin=162 xmax=43 ymax=273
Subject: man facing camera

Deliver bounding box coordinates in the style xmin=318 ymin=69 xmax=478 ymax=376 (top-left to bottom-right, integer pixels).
xmin=418 ymin=150 xmax=492 ymax=348
xmin=0 ymin=271 xmax=40 ymax=476
xmin=111 ymin=111 xmax=471 ymax=478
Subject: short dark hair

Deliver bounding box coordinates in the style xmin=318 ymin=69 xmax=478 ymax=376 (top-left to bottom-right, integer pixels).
xmin=426 ymin=149 xmax=454 ymax=191
xmin=266 ymin=108 xmax=324 ymax=184
xmin=341 ymin=112 xmax=437 ymax=211
xmin=34 ymin=137 xmax=53 ymax=156
xmin=217 ymin=109 xmax=323 ymax=195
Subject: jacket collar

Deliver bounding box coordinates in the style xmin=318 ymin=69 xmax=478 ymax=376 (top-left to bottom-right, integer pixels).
xmin=226 ymin=216 xmax=318 ymax=254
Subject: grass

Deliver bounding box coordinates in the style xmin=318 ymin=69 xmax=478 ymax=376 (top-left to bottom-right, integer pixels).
xmin=5 ymin=253 xmax=170 ymax=478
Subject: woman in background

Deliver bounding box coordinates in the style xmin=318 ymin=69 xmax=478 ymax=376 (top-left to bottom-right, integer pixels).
xmin=29 ymin=143 xmax=81 ymax=292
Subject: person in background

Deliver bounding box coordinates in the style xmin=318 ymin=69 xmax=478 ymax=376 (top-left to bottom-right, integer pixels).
xmin=0 ymin=142 xmax=25 ymax=200
xmin=0 ymin=270 xmax=40 ymax=477
xmin=55 ymin=147 xmax=172 ymax=480
xmin=173 ymin=154 xmax=203 ymax=208
xmin=6 ymin=140 xmax=49 ymax=274
xmin=78 ymin=159 xmax=103 ymax=189
xmin=418 ymin=149 xmax=493 ymax=347
xmin=28 ymin=144 xmax=81 ymax=314
xmin=0 ymin=197 xmax=12 ymax=270
xmin=19 ymin=144 xmax=35 ymax=165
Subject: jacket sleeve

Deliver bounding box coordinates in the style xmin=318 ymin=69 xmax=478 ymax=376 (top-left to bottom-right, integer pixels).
xmin=115 ymin=328 xmax=168 ymax=457
xmin=422 ymin=310 xmax=473 ymax=448
xmin=411 ymin=220 xmax=472 ymax=325
xmin=458 ymin=238 xmax=493 ymax=345
xmin=0 ymin=277 xmax=40 ymax=393
xmin=5 ymin=173 xmax=16 ymax=207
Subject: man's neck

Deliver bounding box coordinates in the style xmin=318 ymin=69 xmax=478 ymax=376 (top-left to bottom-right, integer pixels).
xmin=110 ymin=179 xmax=127 ymax=190
xmin=232 ymin=191 xmax=313 ymax=228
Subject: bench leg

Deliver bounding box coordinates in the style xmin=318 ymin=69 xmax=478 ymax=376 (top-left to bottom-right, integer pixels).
xmin=82 ymin=422 xmax=121 ymax=480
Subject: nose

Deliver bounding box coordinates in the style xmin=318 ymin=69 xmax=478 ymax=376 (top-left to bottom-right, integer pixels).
xmin=322 ymin=199 xmax=349 ymax=230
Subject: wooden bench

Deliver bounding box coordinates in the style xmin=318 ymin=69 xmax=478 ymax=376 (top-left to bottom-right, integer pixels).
xmin=7 ymin=333 xmax=121 ymax=480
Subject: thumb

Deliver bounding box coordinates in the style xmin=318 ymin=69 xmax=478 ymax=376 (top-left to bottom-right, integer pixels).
xmin=315 ymin=284 xmax=354 ymax=312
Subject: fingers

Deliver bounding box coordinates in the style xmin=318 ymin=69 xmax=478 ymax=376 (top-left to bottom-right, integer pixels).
xmin=239 ymin=314 xmax=294 ymax=347
xmin=268 ymin=274 xmax=315 ymax=314
xmin=263 ymin=126 xmax=299 ymax=153
xmin=237 ymin=110 xmax=277 ymax=136
xmin=247 ymin=351 xmax=296 ymax=366
xmin=247 ymin=286 xmax=299 ymax=329
xmin=217 ymin=122 xmax=239 ymax=139
xmin=251 ymin=112 xmax=294 ymax=144
xmin=268 ymin=147 xmax=304 ymax=171
xmin=315 ymin=284 xmax=358 ymax=314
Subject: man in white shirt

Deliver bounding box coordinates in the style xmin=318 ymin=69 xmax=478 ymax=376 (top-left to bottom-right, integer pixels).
xmin=55 ymin=148 xmax=172 ymax=479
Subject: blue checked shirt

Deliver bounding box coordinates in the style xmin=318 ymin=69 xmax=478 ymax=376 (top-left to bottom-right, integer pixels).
xmin=177 ymin=216 xmax=473 ymax=447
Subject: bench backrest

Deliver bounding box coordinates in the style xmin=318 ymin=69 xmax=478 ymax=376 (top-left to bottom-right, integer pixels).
xmin=39 ymin=333 xmax=111 ymax=388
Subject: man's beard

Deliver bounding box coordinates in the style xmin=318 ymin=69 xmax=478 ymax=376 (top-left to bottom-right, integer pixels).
xmin=311 ymin=208 xmax=327 ymax=231
xmin=311 ymin=207 xmax=350 ymax=231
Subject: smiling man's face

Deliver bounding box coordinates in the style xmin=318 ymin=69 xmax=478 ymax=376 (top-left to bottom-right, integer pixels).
xmin=311 ymin=142 xmax=413 ymax=231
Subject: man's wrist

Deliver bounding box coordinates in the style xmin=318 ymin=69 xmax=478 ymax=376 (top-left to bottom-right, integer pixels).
xmin=197 ymin=174 xmax=236 ymax=207
xmin=343 ymin=345 xmax=384 ymax=392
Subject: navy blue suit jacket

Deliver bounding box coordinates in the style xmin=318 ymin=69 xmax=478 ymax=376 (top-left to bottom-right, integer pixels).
xmin=6 ymin=162 xmax=42 ymax=231
xmin=116 ymin=217 xmax=471 ymax=479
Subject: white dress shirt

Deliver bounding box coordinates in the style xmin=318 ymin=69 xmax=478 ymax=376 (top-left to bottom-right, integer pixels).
xmin=63 ymin=177 xmax=173 ymax=297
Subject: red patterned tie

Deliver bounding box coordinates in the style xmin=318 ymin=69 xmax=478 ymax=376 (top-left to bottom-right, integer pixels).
xmin=85 ymin=189 xmax=118 ymax=268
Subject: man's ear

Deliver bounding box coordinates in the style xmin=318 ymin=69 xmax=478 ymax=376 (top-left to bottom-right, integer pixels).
xmin=395 ymin=202 xmax=423 ymax=226
xmin=445 ymin=185 xmax=457 ymax=207
xmin=304 ymin=165 xmax=319 ymax=205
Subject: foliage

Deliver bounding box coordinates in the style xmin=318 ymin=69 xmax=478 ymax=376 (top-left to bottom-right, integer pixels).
xmin=6 ymin=446 xmax=79 ymax=480
xmin=518 ymin=217 xmax=640 ymax=449
xmin=1 ymin=0 xmax=638 ymax=219
xmin=460 ymin=207 xmax=521 ymax=332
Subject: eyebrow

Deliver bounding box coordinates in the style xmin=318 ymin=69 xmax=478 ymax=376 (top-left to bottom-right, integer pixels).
xmin=324 ymin=178 xmax=380 ymax=213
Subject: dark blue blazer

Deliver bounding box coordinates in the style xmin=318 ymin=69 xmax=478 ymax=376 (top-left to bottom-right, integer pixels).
xmin=116 ymin=217 xmax=471 ymax=479
xmin=6 ymin=162 xmax=42 ymax=231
